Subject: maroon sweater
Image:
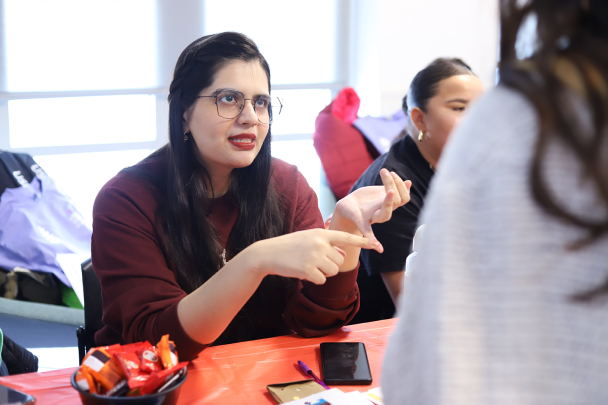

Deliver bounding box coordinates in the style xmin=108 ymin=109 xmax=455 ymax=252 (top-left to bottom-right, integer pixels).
xmin=91 ymin=157 xmax=360 ymax=360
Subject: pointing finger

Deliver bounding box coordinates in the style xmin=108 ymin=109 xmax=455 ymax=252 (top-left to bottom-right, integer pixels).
xmin=325 ymin=230 xmax=379 ymax=251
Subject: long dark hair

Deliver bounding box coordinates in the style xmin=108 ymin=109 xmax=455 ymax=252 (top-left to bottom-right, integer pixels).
xmin=125 ymin=32 xmax=290 ymax=344
xmin=402 ymin=58 xmax=475 ymax=116
xmin=499 ymin=0 xmax=608 ymax=300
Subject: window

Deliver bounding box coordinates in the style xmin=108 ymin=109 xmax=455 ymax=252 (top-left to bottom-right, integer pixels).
xmin=0 ymin=0 xmax=349 ymax=225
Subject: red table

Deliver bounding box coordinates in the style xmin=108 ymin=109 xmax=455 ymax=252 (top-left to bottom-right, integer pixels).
xmin=0 ymin=318 xmax=396 ymax=404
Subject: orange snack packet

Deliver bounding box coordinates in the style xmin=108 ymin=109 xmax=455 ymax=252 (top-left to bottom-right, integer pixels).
xmin=156 ymin=335 xmax=178 ymax=369
xmin=75 ymin=368 xmax=97 ymax=394
xmin=82 ymin=344 xmax=121 ymax=362
xmin=81 ymin=348 xmax=126 ymax=393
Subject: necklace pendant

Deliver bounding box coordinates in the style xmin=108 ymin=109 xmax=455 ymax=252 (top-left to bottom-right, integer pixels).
xmin=221 ymin=249 xmax=227 ymax=265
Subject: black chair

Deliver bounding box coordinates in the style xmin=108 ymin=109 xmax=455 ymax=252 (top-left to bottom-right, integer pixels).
xmin=76 ymin=258 xmax=105 ymax=364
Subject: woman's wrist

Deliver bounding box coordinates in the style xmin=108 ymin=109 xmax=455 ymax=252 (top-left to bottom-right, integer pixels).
xmin=329 ymin=200 xmax=362 ymax=236
xmin=237 ymin=241 xmax=269 ymax=281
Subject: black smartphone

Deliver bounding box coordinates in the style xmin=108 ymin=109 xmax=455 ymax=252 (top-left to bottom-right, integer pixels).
xmin=0 ymin=384 xmax=35 ymax=405
xmin=319 ymin=342 xmax=373 ymax=385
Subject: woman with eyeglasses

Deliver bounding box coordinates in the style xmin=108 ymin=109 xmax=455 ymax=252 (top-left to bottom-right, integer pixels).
xmin=382 ymin=0 xmax=608 ymax=403
xmin=91 ymin=32 xmax=411 ymax=360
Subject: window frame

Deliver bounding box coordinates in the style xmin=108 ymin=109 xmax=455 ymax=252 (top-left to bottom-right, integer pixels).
xmin=0 ymin=0 xmax=354 ymax=222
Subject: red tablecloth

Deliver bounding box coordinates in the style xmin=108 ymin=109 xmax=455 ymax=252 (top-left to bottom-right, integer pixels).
xmin=0 ymin=318 xmax=396 ymax=404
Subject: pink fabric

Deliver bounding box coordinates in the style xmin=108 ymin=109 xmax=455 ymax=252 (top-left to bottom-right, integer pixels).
xmin=313 ymin=87 xmax=375 ymax=200
xmin=331 ymin=87 xmax=360 ymax=124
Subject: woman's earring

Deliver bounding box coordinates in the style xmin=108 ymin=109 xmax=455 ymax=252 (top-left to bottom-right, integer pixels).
xmin=183 ymin=131 xmax=189 ymax=142
xmin=418 ymin=129 xmax=424 ymax=142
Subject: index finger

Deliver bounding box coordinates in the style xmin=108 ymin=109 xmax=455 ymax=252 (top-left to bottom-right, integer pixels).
xmin=325 ymin=230 xmax=377 ymax=249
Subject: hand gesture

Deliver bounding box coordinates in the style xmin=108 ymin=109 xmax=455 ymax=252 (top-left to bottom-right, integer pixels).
xmin=334 ymin=169 xmax=411 ymax=252
xmin=246 ymin=229 xmax=373 ymax=284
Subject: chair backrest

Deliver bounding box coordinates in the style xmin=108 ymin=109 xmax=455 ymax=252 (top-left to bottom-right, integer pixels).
xmin=77 ymin=258 xmax=104 ymax=363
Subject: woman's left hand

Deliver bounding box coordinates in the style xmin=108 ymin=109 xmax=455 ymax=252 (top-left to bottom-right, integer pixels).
xmin=333 ymin=168 xmax=411 ymax=253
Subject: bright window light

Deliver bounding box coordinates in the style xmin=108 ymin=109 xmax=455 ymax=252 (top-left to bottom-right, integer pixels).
xmin=204 ymin=0 xmax=338 ymax=85
xmin=34 ymin=150 xmax=152 ymax=226
xmin=271 ymin=89 xmax=332 ymax=136
xmin=272 ymin=140 xmax=321 ymax=198
xmin=9 ymin=95 xmax=157 ymax=148
xmin=4 ymin=0 xmax=156 ymax=92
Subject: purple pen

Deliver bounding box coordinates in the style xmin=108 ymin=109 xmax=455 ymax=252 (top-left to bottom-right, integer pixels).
xmin=297 ymin=360 xmax=330 ymax=390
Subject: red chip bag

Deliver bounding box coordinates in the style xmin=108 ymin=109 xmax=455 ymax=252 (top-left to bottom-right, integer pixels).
xmin=113 ymin=352 xmax=151 ymax=390
xmin=108 ymin=341 xmax=148 ymax=355
xmin=138 ymin=346 xmax=162 ymax=373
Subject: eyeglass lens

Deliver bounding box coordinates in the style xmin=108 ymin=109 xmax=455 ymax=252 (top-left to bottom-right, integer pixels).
xmin=216 ymin=91 xmax=277 ymax=124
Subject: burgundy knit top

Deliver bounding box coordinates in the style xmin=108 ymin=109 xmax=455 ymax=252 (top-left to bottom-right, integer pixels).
xmin=91 ymin=156 xmax=360 ymax=360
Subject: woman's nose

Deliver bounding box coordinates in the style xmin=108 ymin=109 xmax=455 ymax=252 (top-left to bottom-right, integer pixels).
xmin=237 ymin=101 xmax=258 ymax=125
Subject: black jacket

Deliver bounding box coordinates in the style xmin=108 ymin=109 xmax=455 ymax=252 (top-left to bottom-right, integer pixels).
xmin=0 ymin=334 xmax=38 ymax=376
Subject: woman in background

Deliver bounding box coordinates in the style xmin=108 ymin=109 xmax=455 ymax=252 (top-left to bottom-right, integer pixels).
xmin=383 ymin=0 xmax=608 ymax=403
xmin=91 ymin=32 xmax=410 ymax=361
xmin=350 ymin=58 xmax=484 ymax=324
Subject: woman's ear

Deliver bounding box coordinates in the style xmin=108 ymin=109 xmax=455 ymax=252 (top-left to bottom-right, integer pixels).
xmin=410 ymin=107 xmax=426 ymax=133
xmin=182 ymin=111 xmax=190 ymax=133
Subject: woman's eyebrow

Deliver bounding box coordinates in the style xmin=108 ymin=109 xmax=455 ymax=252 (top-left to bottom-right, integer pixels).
xmin=445 ymin=98 xmax=469 ymax=104
xmin=213 ymin=87 xmax=270 ymax=97
xmin=211 ymin=87 xmax=235 ymax=95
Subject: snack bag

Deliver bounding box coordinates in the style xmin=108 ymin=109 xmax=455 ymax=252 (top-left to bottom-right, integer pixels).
xmin=75 ymin=335 xmax=186 ymax=397
xmin=156 ymin=335 xmax=178 ymax=369
xmin=83 ymin=344 xmax=121 ymax=361
xmin=108 ymin=341 xmax=148 ymax=355
xmin=81 ymin=348 xmax=126 ymax=393
xmin=139 ymin=362 xmax=188 ymax=396
xmin=75 ymin=368 xmax=97 ymax=394
xmin=113 ymin=352 xmax=151 ymax=390
xmin=139 ymin=345 xmax=162 ymax=373
xmin=106 ymin=379 xmax=129 ymax=397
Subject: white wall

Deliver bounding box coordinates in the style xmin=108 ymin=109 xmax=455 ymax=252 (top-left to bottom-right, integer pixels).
xmin=350 ymin=0 xmax=499 ymax=116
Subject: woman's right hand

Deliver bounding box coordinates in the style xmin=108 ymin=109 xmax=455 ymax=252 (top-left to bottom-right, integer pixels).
xmin=243 ymin=229 xmax=373 ymax=285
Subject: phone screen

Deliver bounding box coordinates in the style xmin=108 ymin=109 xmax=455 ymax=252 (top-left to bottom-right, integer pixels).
xmin=0 ymin=384 xmax=35 ymax=405
xmin=320 ymin=342 xmax=373 ymax=385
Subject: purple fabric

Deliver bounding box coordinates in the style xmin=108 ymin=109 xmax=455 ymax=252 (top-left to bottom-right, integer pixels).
xmin=0 ymin=175 xmax=91 ymax=287
xmin=353 ymin=110 xmax=407 ymax=155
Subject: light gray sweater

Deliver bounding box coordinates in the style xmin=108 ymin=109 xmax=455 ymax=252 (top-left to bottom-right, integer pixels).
xmin=382 ymin=85 xmax=608 ymax=405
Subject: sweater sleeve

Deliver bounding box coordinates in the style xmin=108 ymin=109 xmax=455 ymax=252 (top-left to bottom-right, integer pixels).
xmin=275 ymin=160 xmax=360 ymax=336
xmin=91 ymin=176 xmax=206 ymax=360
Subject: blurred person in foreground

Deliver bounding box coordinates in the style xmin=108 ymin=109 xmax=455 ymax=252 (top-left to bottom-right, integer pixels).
xmin=383 ymin=0 xmax=608 ymax=403
xmin=349 ymin=59 xmax=484 ymax=324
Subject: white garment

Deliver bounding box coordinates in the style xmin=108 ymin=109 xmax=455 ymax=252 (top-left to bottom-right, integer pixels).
xmin=382 ymin=85 xmax=608 ymax=405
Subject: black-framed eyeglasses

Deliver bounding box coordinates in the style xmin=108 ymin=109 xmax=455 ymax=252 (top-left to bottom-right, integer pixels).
xmin=197 ymin=90 xmax=283 ymax=125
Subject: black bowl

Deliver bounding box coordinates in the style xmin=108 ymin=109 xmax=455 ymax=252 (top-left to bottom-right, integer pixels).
xmin=70 ymin=368 xmax=187 ymax=405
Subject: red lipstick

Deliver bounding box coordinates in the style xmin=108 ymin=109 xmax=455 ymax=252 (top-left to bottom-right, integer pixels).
xmin=228 ymin=133 xmax=256 ymax=150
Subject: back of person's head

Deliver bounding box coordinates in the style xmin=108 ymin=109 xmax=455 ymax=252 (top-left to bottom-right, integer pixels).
xmin=402 ymin=58 xmax=474 ymax=116
xmin=499 ymin=0 xmax=608 ymax=300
